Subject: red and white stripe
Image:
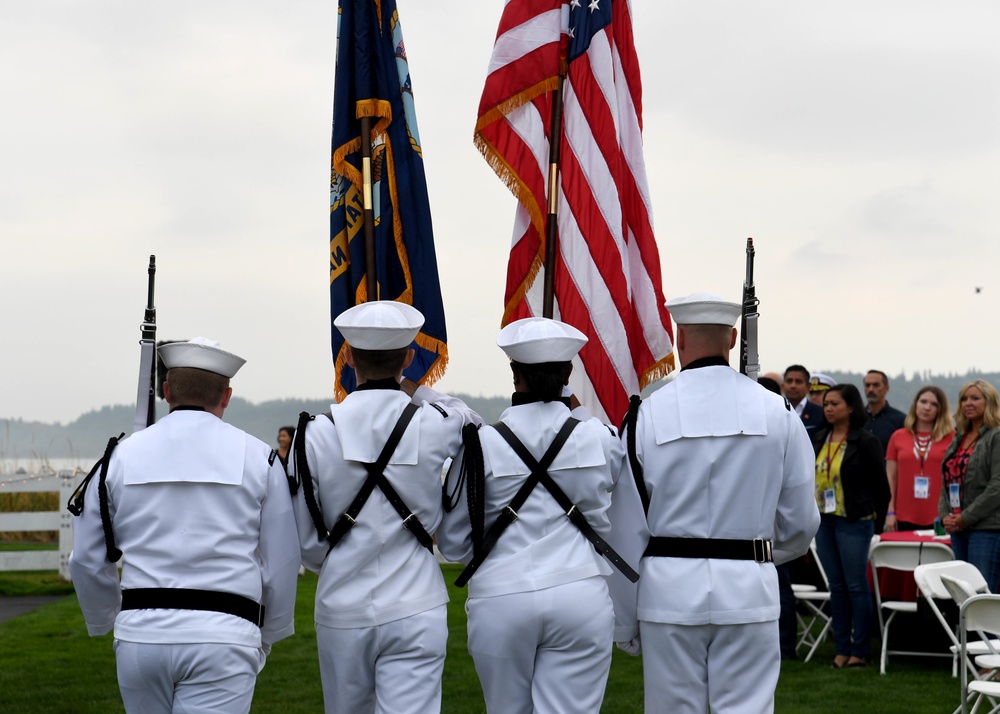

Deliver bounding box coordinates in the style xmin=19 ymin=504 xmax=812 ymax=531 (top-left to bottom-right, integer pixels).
xmin=475 ymin=0 xmax=673 ymax=424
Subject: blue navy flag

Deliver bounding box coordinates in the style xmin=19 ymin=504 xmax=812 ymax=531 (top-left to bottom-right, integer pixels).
xmin=329 ymin=0 xmax=447 ymax=401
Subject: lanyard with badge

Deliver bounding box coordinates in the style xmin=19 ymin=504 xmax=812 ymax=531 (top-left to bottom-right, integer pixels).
xmin=949 ymin=434 xmax=978 ymax=511
xmin=823 ymin=435 xmax=845 ymax=514
xmin=913 ymin=432 xmax=932 ymax=500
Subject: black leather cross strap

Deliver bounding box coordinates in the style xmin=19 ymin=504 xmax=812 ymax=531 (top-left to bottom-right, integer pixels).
xmin=326 ymin=403 xmax=432 ymax=551
xmin=644 ymin=536 xmax=774 ymax=563
xmin=456 ymin=417 xmax=639 ymax=587
xmin=121 ymin=588 xmax=265 ymax=626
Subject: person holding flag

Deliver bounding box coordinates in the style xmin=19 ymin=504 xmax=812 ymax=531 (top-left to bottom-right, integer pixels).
xmin=289 ymin=301 xmax=481 ymax=714
xmin=438 ymin=316 xmax=645 ymax=714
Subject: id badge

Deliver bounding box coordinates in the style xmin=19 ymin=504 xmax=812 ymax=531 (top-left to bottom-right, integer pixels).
xmin=949 ymin=483 xmax=961 ymax=509
xmin=914 ymin=476 xmax=930 ymax=500
xmin=824 ymin=488 xmax=837 ymax=513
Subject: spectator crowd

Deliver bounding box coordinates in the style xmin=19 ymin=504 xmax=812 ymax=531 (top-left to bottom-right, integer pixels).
xmin=769 ymin=364 xmax=1000 ymax=670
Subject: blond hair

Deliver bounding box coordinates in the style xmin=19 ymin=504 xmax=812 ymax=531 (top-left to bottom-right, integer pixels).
xmin=954 ymin=380 xmax=1000 ymax=434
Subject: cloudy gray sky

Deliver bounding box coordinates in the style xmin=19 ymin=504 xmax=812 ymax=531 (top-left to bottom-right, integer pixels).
xmin=2 ymin=1 xmax=999 ymax=425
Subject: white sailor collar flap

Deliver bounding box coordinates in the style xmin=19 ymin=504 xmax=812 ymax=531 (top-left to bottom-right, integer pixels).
xmin=483 ymin=417 xmax=606 ymax=478
xmin=330 ymin=393 xmax=421 ymax=465
xmin=123 ymin=411 xmax=246 ymax=485
xmin=653 ymin=367 xmax=768 ymax=443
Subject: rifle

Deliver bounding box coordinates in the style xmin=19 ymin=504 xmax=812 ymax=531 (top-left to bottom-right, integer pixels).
xmin=739 ymin=238 xmax=760 ymax=382
xmin=132 ymin=256 xmax=157 ymax=433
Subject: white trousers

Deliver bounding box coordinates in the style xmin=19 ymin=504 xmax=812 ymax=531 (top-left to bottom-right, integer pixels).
xmin=316 ymin=605 xmax=447 ymax=714
xmin=467 ymin=576 xmax=614 ymax=714
xmin=114 ymin=640 xmax=263 ymax=714
xmin=640 ymin=619 xmax=779 ymax=714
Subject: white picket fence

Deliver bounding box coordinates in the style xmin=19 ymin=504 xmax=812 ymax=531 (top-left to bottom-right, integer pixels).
xmin=0 ymin=471 xmax=82 ymax=580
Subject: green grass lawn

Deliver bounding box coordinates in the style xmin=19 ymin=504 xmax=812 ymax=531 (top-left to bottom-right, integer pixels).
xmin=0 ymin=541 xmax=57 ymax=552
xmin=0 ymin=564 xmax=964 ymax=713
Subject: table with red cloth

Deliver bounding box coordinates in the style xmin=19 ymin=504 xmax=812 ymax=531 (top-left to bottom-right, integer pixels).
xmin=870 ymin=531 xmax=954 ymax=601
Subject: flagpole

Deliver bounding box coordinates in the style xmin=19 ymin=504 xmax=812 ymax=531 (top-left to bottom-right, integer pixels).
xmin=360 ymin=115 xmax=378 ymax=301
xmin=541 ymin=73 xmax=565 ymax=319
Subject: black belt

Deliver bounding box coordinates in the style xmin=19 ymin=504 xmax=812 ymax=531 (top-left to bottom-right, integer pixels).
xmin=121 ymin=588 xmax=265 ymax=626
xmin=644 ymin=536 xmax=774 ymax=563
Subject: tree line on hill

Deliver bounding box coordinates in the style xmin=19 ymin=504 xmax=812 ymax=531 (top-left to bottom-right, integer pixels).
xmin=3 ymin=370 xmax=997 ymax=462
xmin=0 ymin=394 xmax=511 ymax=462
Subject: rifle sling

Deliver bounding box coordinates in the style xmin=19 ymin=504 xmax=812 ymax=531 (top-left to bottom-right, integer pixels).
xmin=66 ymin=434 xmax=124 ymax=564
xmin=620 ymin=395 xmax=649 ymax=516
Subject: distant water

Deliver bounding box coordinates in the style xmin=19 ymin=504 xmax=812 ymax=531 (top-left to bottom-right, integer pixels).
xmin=0 ymin=457 xmax=95 ymax=480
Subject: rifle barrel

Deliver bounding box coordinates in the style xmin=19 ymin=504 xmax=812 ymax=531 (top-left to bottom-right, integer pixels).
xmin=135 ymin=255 xmax=158 ymax=431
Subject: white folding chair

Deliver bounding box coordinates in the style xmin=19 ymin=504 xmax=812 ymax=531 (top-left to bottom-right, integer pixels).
xmin=870 ymin=539 xmax=955 ymax=674
xmin=914 ymin=559 xmax=1000 ymax=695
xmin=944 ymin=575 xmax=1000 ymax=678
xmin=960 ymin=595 xmax=1000 ymax=714
xmin=795 ymin=540 xmax=832 ymax=662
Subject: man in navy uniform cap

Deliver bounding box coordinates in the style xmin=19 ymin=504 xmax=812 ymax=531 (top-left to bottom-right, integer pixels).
xmin=289 ymin=300 xmax=481 ymax=714
xmin=70 ymin=337 xmax=300 ymax=713
xmin=615 ymin=293 xmax=820 ymax=714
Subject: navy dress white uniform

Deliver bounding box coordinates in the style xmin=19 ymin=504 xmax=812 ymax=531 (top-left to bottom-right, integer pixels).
xmin=289 ymin=301 xmax=482 ymax=714
xmin=617 ymin=294 xmax=820 ymax=714
xmin=437 ymin=318 xmax=647 ymax=714
xmin=69 ymin=338 xmax=300 ymax=714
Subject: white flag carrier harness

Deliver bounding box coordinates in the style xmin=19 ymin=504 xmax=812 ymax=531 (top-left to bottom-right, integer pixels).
xmin=454 ymin=416 xmax=639 ymax=588
xmin=292 ymin=403 xmax=434 ymax=553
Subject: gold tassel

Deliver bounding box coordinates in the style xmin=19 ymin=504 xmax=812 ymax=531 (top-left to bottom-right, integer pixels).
xmin=640 ymin=353 xmax=676 ymax=390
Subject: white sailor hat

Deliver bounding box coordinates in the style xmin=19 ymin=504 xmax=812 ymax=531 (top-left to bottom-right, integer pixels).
xmin=158 ymin=337 xmax=246 ymax=378
xmin=334 ymin=300 xmax=424 ymax=350
xmin=666 ymin=292 xmax=741 ymax=327
xmin=810 ymin=373 xmax=836 ymax=392
xmin=497 ymin=317 xmax=587 ymax=364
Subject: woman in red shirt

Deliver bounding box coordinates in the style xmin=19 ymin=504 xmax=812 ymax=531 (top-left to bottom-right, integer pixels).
xmin=884 ymin=386 xmax=955 ymax=531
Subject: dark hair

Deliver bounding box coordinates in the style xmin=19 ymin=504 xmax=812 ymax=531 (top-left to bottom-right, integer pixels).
xmin=827 ymin=383 xmax=867 ymax=430
xmin=865 ymin=370 xmax=889 ymax=388
xmin=512 ymin=361 xmax=572 ymax=401
xmin=165 ymin=367 xmax=229 ymax=408
xmin=350 ymin=346 xmax=409 ymax=379
xmin=758 ymin=377 xmax=781 ymax=395
xmin=784 ymin=364 xmax=810 ymax=381
xmin=278 ymin=426 xmax=295 ymax=440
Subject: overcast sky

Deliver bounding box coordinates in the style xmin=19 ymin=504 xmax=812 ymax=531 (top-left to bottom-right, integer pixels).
xmin=2 ymin=1 xmax=999 ymax=425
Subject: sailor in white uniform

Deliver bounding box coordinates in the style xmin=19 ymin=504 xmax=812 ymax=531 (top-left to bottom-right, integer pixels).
xmin=289 ymin=301 xmax=482 ymax=714
xmin=616 ymin=293 xmax=820 ymax=714
xmin=69 ymin=337 xmax=300 ymax=714
xmin=437 ymin=317 xmax=647 ymax=714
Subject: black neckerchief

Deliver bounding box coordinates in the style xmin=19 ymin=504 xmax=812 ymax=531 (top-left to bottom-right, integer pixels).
xmin=356 ymin=377 xmax=402 ymax=392
xmin=170 ymin=405 xmax=206 ymax=413
xmin=511 ymin=392 xmax=572 ymax=408
xmin=681 ymin=356 xmax=730 ymax=372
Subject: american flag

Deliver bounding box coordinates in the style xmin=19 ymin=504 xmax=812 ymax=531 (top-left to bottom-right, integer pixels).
xmin=475 ymin=0 xmax=674 ymax=424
